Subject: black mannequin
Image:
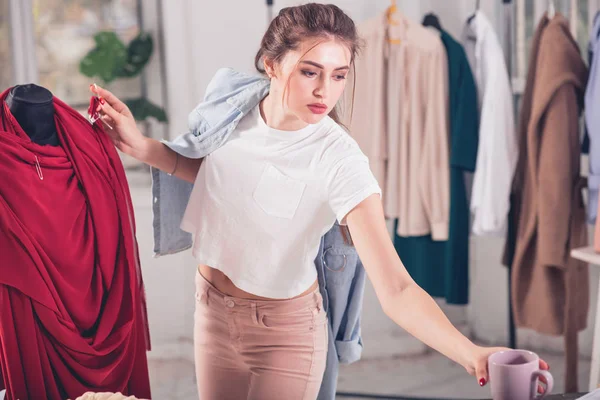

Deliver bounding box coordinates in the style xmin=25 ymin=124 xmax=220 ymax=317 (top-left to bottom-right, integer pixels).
xmin=5 ymin=84 xmax=59 ymax=146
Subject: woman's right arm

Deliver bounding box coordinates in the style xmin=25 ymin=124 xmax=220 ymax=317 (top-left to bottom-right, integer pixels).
xmin=135 ymin=138 xmax=203 ymax=184
xmin=91 ymin=85 xmax=202 ymax=184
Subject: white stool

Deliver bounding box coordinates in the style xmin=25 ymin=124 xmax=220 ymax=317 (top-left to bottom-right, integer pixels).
xmin=570 ymin=246 xmax=600 ymax=391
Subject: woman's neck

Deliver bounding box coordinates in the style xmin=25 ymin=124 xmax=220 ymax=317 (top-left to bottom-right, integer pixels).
xmin=260 ymin=93 xmax=308 ymax=131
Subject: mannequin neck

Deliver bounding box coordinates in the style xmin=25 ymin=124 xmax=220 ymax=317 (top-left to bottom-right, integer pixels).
xmin=5 ymin=84 xmax=59 ymax=146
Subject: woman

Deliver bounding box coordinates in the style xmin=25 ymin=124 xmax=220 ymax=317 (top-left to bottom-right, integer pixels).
xmin=91 ymin=4 xmax=548 ymax=399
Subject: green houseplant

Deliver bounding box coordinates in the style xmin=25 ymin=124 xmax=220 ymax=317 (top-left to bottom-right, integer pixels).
xmin=79 ymin=31 xmax=167 ymax=123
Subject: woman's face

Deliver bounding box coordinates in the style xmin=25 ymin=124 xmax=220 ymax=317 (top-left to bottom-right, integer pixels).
xmin=267 ymin=38 xmax=352 ymax=125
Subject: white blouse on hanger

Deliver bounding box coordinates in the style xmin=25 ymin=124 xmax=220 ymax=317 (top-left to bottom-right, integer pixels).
xmin=462 ymin=12 xmax=518 ymax=236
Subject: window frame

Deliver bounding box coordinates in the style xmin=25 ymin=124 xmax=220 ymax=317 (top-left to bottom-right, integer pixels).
xmin=513 ymin=0 xmax=600 ymax=95
xmin=8 ymin=0 xmax=37 ymax=85
xmin=6 ymin=0 xmax=168 ymax=140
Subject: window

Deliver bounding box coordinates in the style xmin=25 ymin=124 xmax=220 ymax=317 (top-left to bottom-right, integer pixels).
xmin=1 ymin=0 xmax=166 ymax=126
xmin=31 ymin=0 xmax=143 ymax=107
xmin=0 ymin=0 xmax=12 ymax=90
xmin=514 ymin=0 xmax=600 ymax=92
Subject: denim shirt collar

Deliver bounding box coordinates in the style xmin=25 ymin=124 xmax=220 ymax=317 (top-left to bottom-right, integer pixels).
xmin=224 ymin=76 xmax=270 ymax=114
xmin=189 ymin=68 xmax=270 ymax=137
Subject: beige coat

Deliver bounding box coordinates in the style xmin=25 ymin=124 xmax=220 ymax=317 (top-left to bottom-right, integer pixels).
xmin=346 ymin=12 xmax=450 ymax=240
xmin=503 ymin=15 xmax=589 ymax=393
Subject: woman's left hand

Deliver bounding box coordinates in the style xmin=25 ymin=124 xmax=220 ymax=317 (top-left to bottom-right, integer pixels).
xmin=466 ymin=346 xmax=550 ymax=393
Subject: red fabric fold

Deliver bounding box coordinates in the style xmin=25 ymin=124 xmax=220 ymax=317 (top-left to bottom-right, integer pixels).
xmin=0 ymin=89 xmax=151 ymax=400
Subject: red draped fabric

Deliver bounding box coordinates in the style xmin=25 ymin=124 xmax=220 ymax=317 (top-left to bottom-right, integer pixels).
xmin=0 ymin=89 xmax=151 ymax=400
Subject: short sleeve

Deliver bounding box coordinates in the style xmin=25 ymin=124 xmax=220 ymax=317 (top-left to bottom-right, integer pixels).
xmin=325 ymin=137 xmax=382 ymax=225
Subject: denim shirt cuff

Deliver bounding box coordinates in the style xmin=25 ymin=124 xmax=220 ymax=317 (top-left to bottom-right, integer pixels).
xmin=335 ymin=336 xmax=363 ymax=364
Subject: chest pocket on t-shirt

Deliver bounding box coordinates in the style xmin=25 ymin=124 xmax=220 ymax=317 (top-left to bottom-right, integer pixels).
xmin=253 ymin=164 xmax=306 ymax=219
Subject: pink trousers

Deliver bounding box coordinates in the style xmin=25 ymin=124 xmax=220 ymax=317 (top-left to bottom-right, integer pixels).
xmin=194 ymin=271 xmax=328 ymax=400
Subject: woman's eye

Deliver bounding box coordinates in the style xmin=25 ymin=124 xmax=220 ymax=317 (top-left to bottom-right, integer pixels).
xmin=334 ymin=74 xmax=347 ymax=80
xmin=302 ymin=70 xmax=317 ymax=77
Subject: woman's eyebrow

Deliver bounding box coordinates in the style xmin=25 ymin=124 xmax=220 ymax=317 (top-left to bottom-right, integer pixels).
xmin=300 ymin=60 xmax=350 ymax=71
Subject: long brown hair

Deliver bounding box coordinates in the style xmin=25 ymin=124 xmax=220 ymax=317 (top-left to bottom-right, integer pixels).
xmin=254 ymin=4 xmax=361 ymax=245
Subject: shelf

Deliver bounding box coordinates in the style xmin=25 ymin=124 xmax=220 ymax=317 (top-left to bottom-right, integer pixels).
xmin=571 ymin=246 xmax=600 ymax=266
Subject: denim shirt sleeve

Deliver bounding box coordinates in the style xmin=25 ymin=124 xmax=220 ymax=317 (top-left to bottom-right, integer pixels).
xmin=151 ymin=168 xmax=194 ymax=256
xmin=150 ymin=128 xmax=219 ymax=257
xmin=316 ymin=223 xmax=366 ymax=364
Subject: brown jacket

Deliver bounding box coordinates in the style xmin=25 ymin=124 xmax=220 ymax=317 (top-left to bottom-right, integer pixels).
xmin=503 ymin=14 xmax=589 ymax=392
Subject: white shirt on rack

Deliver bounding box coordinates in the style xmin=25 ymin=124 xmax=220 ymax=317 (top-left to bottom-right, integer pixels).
xmin=181 ymin=105 xmax=381 ymax=299
xmin=463 ymin=12 xmax=518 ymax=236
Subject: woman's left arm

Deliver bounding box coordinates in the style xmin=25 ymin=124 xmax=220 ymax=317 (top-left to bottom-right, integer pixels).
xmin=345 ymin=194 xmax=548 ymax=386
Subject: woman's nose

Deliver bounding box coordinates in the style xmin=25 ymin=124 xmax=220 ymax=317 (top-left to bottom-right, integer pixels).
xmin=314 ymin=79 xmax=329 ymax=98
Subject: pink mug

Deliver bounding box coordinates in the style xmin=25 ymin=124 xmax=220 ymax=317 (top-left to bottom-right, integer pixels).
xmin=488 ymin=350 xmax=553 ymax=400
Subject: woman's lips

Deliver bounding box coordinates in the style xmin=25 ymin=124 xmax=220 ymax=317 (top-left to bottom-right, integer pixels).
xmin=308 ymin=104 xmax=328 ymax=114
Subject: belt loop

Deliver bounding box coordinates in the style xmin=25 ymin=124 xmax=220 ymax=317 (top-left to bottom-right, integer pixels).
xmin=251 ymin=302 xmax=259 ymax=325
xmin=204 ymin=288 xmax=210 ymax=306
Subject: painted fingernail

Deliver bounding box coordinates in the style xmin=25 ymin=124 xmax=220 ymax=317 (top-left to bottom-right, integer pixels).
xmin=99 ymin=97 xmax=105 ymax=105
xmin=479 ymin=378 xmax=487 ymax=386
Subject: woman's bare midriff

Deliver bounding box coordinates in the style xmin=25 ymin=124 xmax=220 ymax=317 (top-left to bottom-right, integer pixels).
xmin=198 ymin=264 xmax=319 ymax=300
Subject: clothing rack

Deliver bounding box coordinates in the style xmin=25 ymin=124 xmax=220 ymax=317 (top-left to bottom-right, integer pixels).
xmin=266 ymin=0 xmax=274 ymax=24
xmin=502 ymin=0 xmax=518 ymax=352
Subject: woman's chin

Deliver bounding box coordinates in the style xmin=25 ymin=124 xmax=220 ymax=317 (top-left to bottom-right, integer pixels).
xmin=300 ymin=113 xmax=328 ymax=125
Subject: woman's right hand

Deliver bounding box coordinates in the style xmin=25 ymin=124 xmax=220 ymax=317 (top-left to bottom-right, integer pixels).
xmin=90 ymin=84 xmax=148 ymax=161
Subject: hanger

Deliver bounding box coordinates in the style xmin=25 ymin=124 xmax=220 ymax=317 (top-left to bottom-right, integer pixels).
xmin=548 ymin=0 xmax=555 ymax=19
xmin=385 ymin=0 xmax=401 ymax=44
xmin=467 ymin=0 xmax=480 ymax=24
xmin=422 ymin=12 xmax=442 ymax=31
xmin=385 ymin=0 xmax=398 ymax=24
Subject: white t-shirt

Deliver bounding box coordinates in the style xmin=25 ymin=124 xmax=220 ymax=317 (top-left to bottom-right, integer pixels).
xmin=181 ymin=105 xmax=381 ymax=298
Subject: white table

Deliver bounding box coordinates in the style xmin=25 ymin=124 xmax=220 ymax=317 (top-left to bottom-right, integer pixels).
xmin=571 ymin=246 xmax=600 ymax=391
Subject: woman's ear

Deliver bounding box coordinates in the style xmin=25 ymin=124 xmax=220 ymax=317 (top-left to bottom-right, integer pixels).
xmin=263 ymin=58 xmax=276 ymax=79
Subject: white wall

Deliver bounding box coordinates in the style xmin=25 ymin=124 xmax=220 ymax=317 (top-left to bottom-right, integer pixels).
xmin=147 ymin=0 xmax=598 ymax=364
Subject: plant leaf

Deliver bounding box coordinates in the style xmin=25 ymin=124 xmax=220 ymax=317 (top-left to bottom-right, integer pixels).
xmin=79 ymin=32 xmax=127 ymax=84
xmin=125 ymin=97 xmax=168 ymax=122
xmin=116 ymin=32 xmax=154 ymax=78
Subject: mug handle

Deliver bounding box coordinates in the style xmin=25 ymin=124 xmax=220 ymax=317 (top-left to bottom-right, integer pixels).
xmin=533 ymin=370 xmax=554 ymax=399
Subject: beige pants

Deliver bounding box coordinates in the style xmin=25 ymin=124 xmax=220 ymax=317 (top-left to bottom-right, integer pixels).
xmin=194 ymin=271 xmax=328 ymax=400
